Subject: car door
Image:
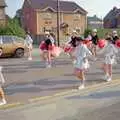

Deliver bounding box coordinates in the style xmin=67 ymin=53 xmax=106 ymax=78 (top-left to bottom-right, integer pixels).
xmin=1 ymin=36 xmax=14 ymax=55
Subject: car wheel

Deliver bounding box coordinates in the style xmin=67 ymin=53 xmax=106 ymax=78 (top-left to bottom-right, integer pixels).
xmin=15 ymin=48 xmax=24 ymax=58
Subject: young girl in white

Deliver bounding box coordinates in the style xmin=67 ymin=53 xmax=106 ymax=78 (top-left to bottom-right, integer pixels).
xmin=0 ymin=49 xmax=7 ymax=105
xmin=97 ymin=35 xmax=118 ymax=82
xmin=24 ymin=32 xmax=33 ymax=61
xmin=73 ymin=38 xmax=92 ymax=89
xmin=64 ymin=31 xmax=78 ymax=64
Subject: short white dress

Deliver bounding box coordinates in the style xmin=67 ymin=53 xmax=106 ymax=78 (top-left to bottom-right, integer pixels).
xmin=25 ymin=35 xmax=33 ymax=50
xmin=74 ymin=44 xmax=92 ymax=71
xmin=0 ymin=66 xmax=5 ymax=86
xmin=97 ymin=42 xmax=118 ymax=64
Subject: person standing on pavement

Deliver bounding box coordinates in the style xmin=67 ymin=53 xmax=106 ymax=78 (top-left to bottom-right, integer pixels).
xmin=24 ymin=31 xmax=33 ymax=61
xmin=0 ymin=50 xmax=7 ymax=105
xmin=91 ymin=29 xmax=99 ymax=60
xmin=73 ymin=37 xmax=92 ymax=89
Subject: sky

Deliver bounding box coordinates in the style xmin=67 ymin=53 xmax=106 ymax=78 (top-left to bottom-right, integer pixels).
xmin=5 ymin=0 xmax=120 ymax=18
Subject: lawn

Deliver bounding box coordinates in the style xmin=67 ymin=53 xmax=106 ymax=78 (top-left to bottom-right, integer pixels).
xmin=95 ymin=28 xmax=120 ymax=38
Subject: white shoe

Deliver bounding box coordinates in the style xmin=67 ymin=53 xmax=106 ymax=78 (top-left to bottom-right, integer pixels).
xmin=0 ymin=100 xmax=7 ymax=106
xmin=46 ymin=64 xmax=52 ymax=68
xmin=72 ymin=60 xmax=76 ymax=64
xmin=103 ymin=74 xmax=109 ymax=80
xmin=94 ymin=58 xmax=97 ymax=61
xmin=78 ymin=84 xmax=85 ymax=90
xmin=28 ymin=57 xmax=32 ymax=61
xmin=106 ymin=77 xmax=112 ymax=82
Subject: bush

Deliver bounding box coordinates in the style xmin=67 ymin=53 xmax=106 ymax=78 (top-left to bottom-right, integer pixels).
xmin=84 ymin=29 xmax=92 ymax=38
xmin=0 ymin=17 xmax=25 ymax=38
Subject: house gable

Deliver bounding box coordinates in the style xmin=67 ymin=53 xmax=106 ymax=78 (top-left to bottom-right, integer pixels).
xmin=24 ymin=0 xmax=87 ymax=14
xmin=42 ymin=7 xmax=56 ymax=12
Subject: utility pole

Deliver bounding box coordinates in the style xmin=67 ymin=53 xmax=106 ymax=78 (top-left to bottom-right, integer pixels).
xmin=57 ymin=0 xmax=60 ymax=46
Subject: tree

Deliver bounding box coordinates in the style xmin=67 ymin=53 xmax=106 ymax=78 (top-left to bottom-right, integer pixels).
xmin=84 ymin=29 xmax=92 ymax=38
xmin=0 ymin=16 xmax=25 ymax=38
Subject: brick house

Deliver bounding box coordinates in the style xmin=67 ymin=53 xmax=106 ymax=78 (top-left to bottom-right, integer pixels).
xmin=87 ymin=15 xmax=103 ymax=29
xmin=0 ymin=0 xmax=6 ymax=26
xmin=104 ymin=7 xmax=120 ymax=28
xmin=22 ymin=0 xmax=87 ymax=44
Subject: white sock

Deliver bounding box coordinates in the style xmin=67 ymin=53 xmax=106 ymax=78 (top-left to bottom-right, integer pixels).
xmin=81 ymin=79 xmax=85 ymax=86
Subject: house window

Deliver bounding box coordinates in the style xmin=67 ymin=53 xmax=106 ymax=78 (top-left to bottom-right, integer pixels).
xmin=74 ymin=14 xmax=81 ymax=21
xmin=42 ymin=27 xmax=52 ymax=33
xmin=43 ymin=13 xmax=52 ymax=20
xmin=75 ymin=27 xmax=81 ymax=33
xmin=44 ymin=20 xmax=52 ymax=25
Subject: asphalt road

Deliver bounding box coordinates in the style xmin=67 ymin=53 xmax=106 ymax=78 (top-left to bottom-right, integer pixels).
xmin=0 ymin=50 xmax=120 ymax=104
xmin=0 ymin=80 xmax=120 ymax=120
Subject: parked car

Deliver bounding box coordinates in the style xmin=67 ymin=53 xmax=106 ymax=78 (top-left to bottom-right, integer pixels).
xmin=0 ymin=36 xmax=27 ymax=58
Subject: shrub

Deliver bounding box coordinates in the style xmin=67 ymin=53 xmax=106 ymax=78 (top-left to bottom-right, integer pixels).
xmin=0 ymin=17 xmax=25 ymax=38
xmin=84 ymin=29 xmax=92 ymax=38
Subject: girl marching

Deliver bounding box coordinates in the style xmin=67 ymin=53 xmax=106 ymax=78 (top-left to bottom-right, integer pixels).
xmin=39 ymin=31 xmax=61 ymax=68
xmin=91 ymin=29 xmax=99 ymax=60
xmin=97 ymin=32 xmax=118 ymax=82
xmin=0 ymin=49 xmax=7 ymax=105
xmin=64 ymin=30 xmax=79 ymax=64
xmin=112 ymin=30 xmax=119 ymax=44
xmin=73 ymin=37 xmax=92 ymax=89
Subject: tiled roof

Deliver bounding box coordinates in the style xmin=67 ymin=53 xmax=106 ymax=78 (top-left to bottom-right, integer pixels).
xmin=0 ymin=0 xmax=6 ymax=7
xmin=88 ymin=15 xmax=102 ymax=22
xmin=25 ymin=0 xmax=87 ymax=14
xmin=104 ymin=7 xmax=120 ymax=21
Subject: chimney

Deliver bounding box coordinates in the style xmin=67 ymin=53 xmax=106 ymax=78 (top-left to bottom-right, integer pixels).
xmin=113 ymin=6 xmax=117 ymax=11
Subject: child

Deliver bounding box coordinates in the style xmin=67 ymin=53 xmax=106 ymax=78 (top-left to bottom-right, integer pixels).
xmin=112 ymin=30 xmax=119 ymax=44
xmin=64 ymin=31 xmax=78 ymax=64
xmin=24 ymin=32 xmax=33 ymax=61
xmin=91 ymin=29 xmax=99 ymax=59
xmin=0 ymin=50 xmax=7 ymax=105
xmin=40 ymin=31 xmax=55 ymax=68
xmin=97 ymin=35 xmax=118 ymax=82
xmin=73 ymin=37 xmax=92 ymax=89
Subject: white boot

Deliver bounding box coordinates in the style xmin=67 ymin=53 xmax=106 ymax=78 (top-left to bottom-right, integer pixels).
xmin=78 ymin=84 xmax=85 ymax=90
xmin=0 ymin=99 xmax=7 ymax=106
xmin=106 ymin=76 xmax=112 ymax=82
xmin=103 ymin=74 xmax=109 ymax=80
xmin=28 ymin=57 xmax=32 ymax=61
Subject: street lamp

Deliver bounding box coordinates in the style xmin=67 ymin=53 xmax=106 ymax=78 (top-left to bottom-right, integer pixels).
xmin=57 ymin=0 xmax=60 ymax=46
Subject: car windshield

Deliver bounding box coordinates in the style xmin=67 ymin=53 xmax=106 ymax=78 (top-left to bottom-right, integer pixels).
xmin=0 ymin=36 xmax=24 ymax=43
xmin=2 ymin=36 xmax=13 ymax=44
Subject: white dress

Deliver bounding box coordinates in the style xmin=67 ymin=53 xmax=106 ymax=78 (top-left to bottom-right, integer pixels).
xmin=0 ymin=66 xmax=5 ymax=86
xmin=74 ymin=44 xmax=92 ymax=70
xmin=97 ymin=42 xmax=118 ymax=64
xmin=25 ymin=35 xmax=33 ymax=49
